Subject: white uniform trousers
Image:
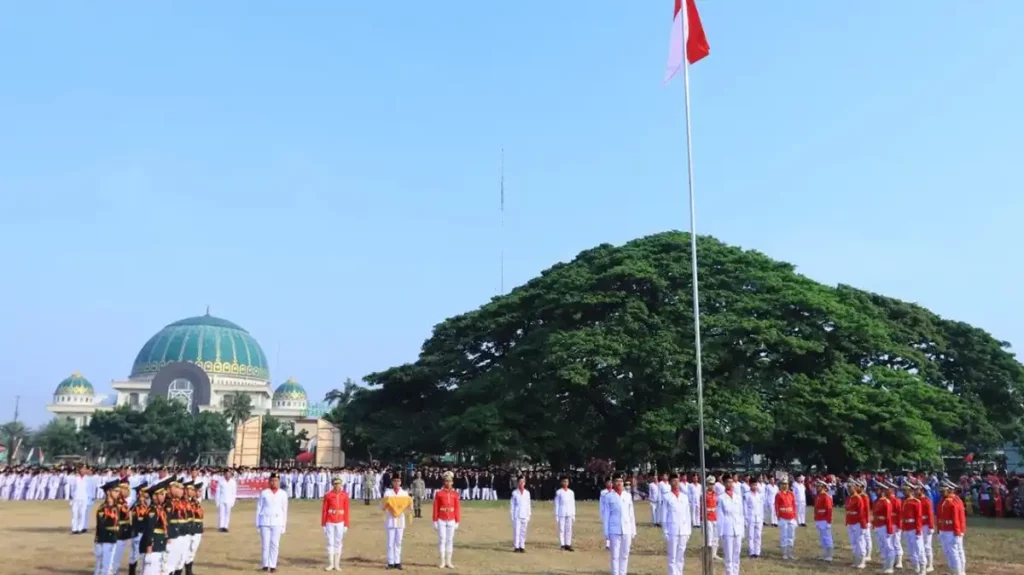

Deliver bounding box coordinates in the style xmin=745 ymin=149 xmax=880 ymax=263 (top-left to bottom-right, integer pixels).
xmin=902 ymin=531 xmax=923 ymax=568
xmin=874 ymin=527 xmax=895 ymax=562
xmin=779 ymin=518 xmax=797 ymax=549
xmin=386 ymin=527 xmax=405 ymax=565
xmin=816 ymin=520 xmax=833 ymax=550
xmin=93 ymin=543 xmax=116 ymax=575
xmin=706 ymin=520 xmax=719 ymax=547
xmin=217 ymin=503 xmax=232 ymax=530
xmin=666 ymin=534 xmax=689 ymax=575
xmin=128 ymin=534 xmax=143 ymax=566
xmin=112 ymin=539 xmax=128 ymax=573
xmin=721 ymin=534 xmax=741 ymax=575
xmin=173 ymin=534 xmax=191 ymax=570
xmin=165 ymin=537 xmax=186 ymax=573
xmin=863 ymin=522 xmax=873 ymax=559
xmin=847 ymin=524 xmax=865 ymax=560
xmin=71 ymin=501 xmax=89 ymax=532
xmin=512 ymin=519 xmax=529 ymax=549
xmin=436 ymin=520 xmax=456 ymax=559
xmin=141 ymin=552 xmax=165 ymax=575
xmin=186 ymin=533 xmax=202 ymax=563
xmin=557 ymin=516 xmax=574 ymax=547
xmin=607 ymin=534 xmax=632 ymax=575
xmin=260 ymin=526 xmax=283 ymax=569
xmin=325 ymin=523 xmax=346 ymax=556
xmin=746 ymin=520 xmax=763 ymax=556
xmin=922 ymin=526 xmax=934 ymax=568
xmin=796 ymin=500 xmax=807 ymax=525
xmin=893 ymin=528 xmax=903 ymax=559
xmin=939 ymin=532 xmax=964 ymax=574
xmin=650 ymin=502 xmax=659 ymax=524
xmin=692 ymin=501 xmax=701 ymax=527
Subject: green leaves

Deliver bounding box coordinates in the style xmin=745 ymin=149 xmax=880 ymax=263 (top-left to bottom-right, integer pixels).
xmin=351 ymin=231 xmax=1024 ymax=470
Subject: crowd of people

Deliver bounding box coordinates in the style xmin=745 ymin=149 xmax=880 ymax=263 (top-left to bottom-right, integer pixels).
xmin=0 ymin=462 xmax=1010 ymax=575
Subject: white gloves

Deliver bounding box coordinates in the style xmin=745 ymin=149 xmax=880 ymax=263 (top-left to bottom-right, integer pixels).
xmin=343 ymin=526 xmax=348 ymax=533
xmin=454 ymin=523 xmax=460 ymax=530
xmin=433 ymin=521 xmax=440 ymax=531
xmin=323 ymin=526 xmax=327 ymax=534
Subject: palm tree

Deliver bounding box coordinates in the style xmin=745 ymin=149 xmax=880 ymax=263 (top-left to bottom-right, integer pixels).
xmin=324 ymin=377 xmax=359 ymax=407
xmin=222 ymin=392 xmax=253 ymax=466
xmin=1 ymin=421 xmax=28 ymax=464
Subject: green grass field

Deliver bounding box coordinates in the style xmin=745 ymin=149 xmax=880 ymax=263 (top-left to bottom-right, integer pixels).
xmin=0 ymin=499 xmax=1018 ymax=574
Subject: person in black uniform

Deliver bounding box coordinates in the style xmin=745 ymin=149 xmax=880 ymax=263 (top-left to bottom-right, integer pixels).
xmin=95 ymin=479 xmax=122 ymax=575
xmin=140 ymin=479 xmax=171 ymax=575
xmin=128 ymin=481 xmax=150 ymax=575
xmin=184 ymin=482 xmax=204 ymax=575
xmin=165 ymin=478 xmax=188 ymax=575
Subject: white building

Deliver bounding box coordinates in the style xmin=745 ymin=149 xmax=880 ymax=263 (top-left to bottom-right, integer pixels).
xmin=46 ymin=312 xmax=311 ymax=429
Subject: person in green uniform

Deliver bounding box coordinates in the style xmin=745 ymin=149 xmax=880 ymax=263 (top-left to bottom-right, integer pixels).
xmin=184 ymin=482 xmax=205 ymax=575
xmin=94 ymin=480 xmax=122 ymax=575
xmin=140 ymin=479 xmax=171 ymax=575
xmin=128 ymin=482 xmax=150 ymax=575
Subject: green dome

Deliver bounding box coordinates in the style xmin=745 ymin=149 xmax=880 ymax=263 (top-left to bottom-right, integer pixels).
xmin=55 ymin=372 xmax=94 ymax=395
xmin=131 ymin=313 xmax=270 ymax=380
xmin=273 ymin=377 xmax=308 ymax=401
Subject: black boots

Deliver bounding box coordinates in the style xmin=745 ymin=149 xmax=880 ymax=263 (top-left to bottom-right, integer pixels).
xmin=128 ymin=563 xmax=137 ymax=575
xmin=185 ymin=562 xmax=195 ymax=575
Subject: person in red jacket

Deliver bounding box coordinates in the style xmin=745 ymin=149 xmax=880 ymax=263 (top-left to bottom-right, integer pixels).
xmin=872 ymin=482 xmax=896 ymax=574
xmin=813 ymin=479 xmax=834 ymax=562
xmin=321 ymin=477 xmax=351 ymax=572
xmin=705 ymin=478 xmax=720 ymax=561
xmin=937 ymin=480 xmax=966 ymax=575
xmin=432 ymin=471 xmax=462 ymax=569
xmin=914 ymin=483 xmax=935 ymax=573
xmin=775 ymin=478 xmax=798 ymax=560
xmin=900 ymin=482 xmax=925 ymax=574
xmin=845 ymin=479 xmax=869 ymax=569
xmin=888 ymin=483 xmax=905 ymax=569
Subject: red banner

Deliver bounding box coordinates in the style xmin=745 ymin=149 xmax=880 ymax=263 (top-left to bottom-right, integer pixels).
xmin=210 ymin=478 xmax=270 ymax=499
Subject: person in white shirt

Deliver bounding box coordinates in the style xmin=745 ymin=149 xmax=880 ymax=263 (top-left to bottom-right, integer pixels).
xmin=657 ymin=474 xmax=672 ymax=526
xmin=598 ymin=478 xmax=614 ymax=550
xmin=794 ymin=474 xmax=808 ymax=527
xmin=553 ymin=475 xmax=577 ymax=551
xmin=764 ymin=477 xmax=779 ymax=527
xmin=510 ymin=476 xmax=532 ymax=553
xmin=601 ymin=473 xmax=636 ymax=575
xmin=256 ymin=473 xmax=289 ymax=572
xmin=688 ymin=475 xmax=702 ymax=528
xmin=648 ymin=476 xmax=661 ymax=527
xmin=743 ymin=476 xmax=765 ymax=557
xmin=216 ymin=469 xmax=238 ymax=532
xmin=381 ymin=474 xmax=413 ymax=570
xmin=69 ymin=466 xmax=95 ymax=534
xmin=662 ymin=473 xmax=692 ymax=575
xmin=715 ymin=475 xmax=745 ymax=575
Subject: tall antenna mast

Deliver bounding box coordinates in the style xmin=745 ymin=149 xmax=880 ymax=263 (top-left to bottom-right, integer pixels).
xmin=500 ymin=147 xmax=505 ymax=294
xmin=13 ymin=395 xmax=20 ymax=423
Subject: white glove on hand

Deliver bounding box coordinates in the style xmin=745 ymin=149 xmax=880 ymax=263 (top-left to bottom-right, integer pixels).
xmin=433 ymin=521 xmax=440 ymax=531
xmin=454 ymin=523 xmax=460 ymax=530
xmin=343 ymin=526 xmax=348 ymax=533
xmin=323 ymin=526 xmax=327 ymax=534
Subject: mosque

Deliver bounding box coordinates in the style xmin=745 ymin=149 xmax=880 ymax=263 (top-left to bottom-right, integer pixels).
xmin=46 ymin=312 xmax=322 ymax=430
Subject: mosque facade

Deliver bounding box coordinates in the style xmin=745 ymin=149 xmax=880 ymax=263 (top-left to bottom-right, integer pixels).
xmin=46 ymin=312 xmax=322 ymax=430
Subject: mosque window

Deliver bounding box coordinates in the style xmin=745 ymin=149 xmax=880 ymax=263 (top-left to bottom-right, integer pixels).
xmin=129 ymin=393 xmax=140 ymax=407
xmin=168 ymin=378 xmax=195 ymax=412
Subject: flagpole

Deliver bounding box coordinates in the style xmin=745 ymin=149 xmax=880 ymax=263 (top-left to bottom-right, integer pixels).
xmin=680 ymin=4 xmax=710 ymax=572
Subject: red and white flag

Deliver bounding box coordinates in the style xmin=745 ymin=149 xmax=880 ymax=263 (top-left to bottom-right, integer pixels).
xmin=664 ymin=0 xmax=710 ymax=83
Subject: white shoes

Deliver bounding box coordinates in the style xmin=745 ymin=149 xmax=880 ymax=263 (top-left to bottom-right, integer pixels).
xmin=325 ymin=552 xmax=336 ymax=571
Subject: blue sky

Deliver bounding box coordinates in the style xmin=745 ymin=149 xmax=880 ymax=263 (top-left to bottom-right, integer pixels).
xmin=1 ymin=1 xmax=1022 ymax=425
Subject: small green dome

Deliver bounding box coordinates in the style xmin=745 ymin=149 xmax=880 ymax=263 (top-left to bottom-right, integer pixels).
xmin=273 ymin=377 xmax=307 ymax=401
xmin=131 ymin=313 xmax=269 ymax=380
xmin=56 ymin=372 xmax=94 ymax=395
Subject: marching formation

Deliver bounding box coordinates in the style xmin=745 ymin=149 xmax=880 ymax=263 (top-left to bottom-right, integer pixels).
xmin=24 ymin=463 xmax=975 ymax=575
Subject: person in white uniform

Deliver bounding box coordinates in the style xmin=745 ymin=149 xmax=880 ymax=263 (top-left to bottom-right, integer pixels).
xmin=69 ymin=465 xmax=95 ymax=534
xmin=510 ymin=476 xmax=532 ymax=552
xmin=256 ymin=473 xmax=289 ymax=572
xmin=662 ymin=473 xmax=692 ymax=575
xmin=216 ymin=469 xmax=238 ymax=532
xmin=601 ymin=473 xmax=636 ymax=575
xmin=716 ymin=475 xmax=745 ymax=575
xmin=648 ymin=475 xmax=661 ymax=527
xmin=553 ymin=475 xmax=577 ymax=551
xmin=744 ymin=476 xmax=765 ymax=557
xmin=794 ymin=474 xmax=808 ymax=527
xmin=380 ymin=474 xmax=413 ymax=570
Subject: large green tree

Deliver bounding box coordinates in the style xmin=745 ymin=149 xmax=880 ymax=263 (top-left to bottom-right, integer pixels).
xmin=260 ymin=415 xmax=309 ymax=465
xmin=343 ymin=232 xmax=1024 ymax=470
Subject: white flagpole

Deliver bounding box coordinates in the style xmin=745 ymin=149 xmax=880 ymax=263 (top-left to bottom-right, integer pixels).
xmin=680 ymin=2 xmax=711 ymax=569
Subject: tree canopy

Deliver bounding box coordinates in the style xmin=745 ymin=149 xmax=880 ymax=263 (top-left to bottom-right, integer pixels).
xmin=330 ymin=232 xmax=1024 ymax=471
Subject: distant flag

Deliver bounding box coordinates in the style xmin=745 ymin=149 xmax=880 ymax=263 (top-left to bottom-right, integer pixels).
xmin=964 ymin=453 xmax=974 ymax=463
xmin=664 ymin=0 xmax=710 ymax=84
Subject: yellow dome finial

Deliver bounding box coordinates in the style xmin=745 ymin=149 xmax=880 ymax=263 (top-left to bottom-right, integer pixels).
xmin=205 ymin=305 xmax=211 ymax=316
xmin=72 ymin=370 xmax=81 ymax=378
